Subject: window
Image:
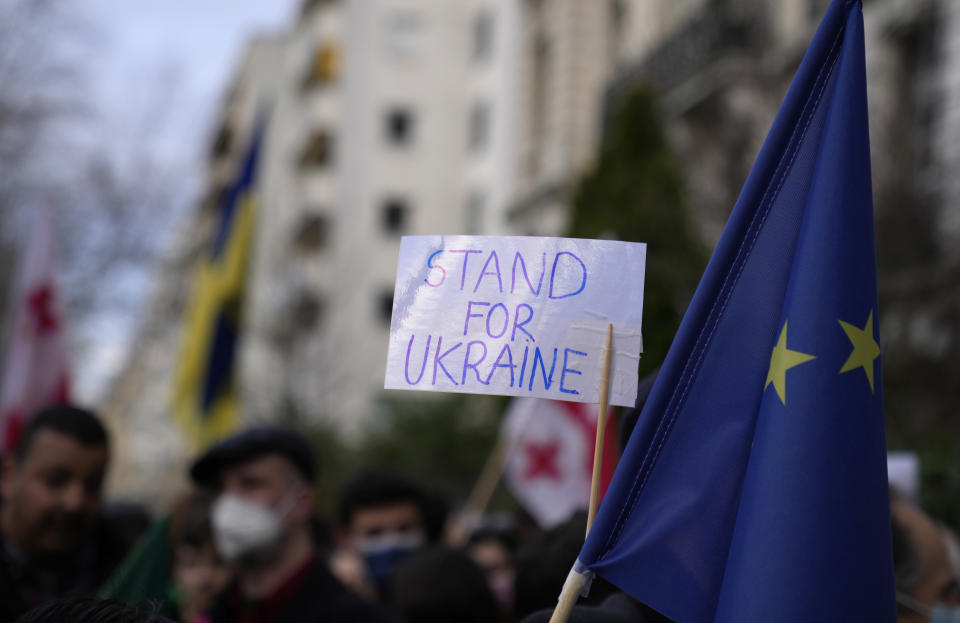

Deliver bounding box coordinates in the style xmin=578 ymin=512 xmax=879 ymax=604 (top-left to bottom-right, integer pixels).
xmin=382 ymin=198 xmax=408 ymax=234
xmin=293 ymin=213 xmax=331 ymax=252
xmin=385 ymin=108 xmax=414 ymax=145
xmin=465 ymin=190 xmax=485 ymax=234
xmin=292 ymin=291 xmax=324 ymax=330
xmin=609 ymin=0 xmax=625 ymax=62
xmin=527 ymin=30 xmax=550 ymax=174
xmin=808 ymin=0 xmax=831 ymax=20
xmin=299 ymin=131 xmax=334 ymax=168
xmin=378 ymin=290 xmax=394 ymax=325
xmin=302 ymin=42 xmax=340 ymax=89
xmin=385 ymin=12 xmax=424 ymax=58
xmin=469 ymin=101 xmax=490 ymax=152
xmin=300 ymin=0 xmax=333 ymax=17
xmin=473 ymin=11 xmax=494 ymax=62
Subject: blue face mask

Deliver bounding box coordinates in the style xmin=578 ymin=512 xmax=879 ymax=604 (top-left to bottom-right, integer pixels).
xmin=930 ymin=605 xmax=960 ymax=623
xmin=898 ymin=591 xmax=960 ymax=623
xmin=358 ymin=534 xmax=424 ymax=591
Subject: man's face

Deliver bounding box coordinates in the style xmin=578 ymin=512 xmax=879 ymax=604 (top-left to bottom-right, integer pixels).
xmin=345 ymin=501 xmax=427 ymax=591
xmin=217 ymin=454 xmax=310 ymax=528
xmin=1 ymin=429 xmax=108 ymax=557
xmin=347 ymin=501 xmax=426 ymax=546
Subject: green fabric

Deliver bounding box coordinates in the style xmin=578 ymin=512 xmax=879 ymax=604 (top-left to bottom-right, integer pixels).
xmin=99 ymin=514 xmax=177 ymax=617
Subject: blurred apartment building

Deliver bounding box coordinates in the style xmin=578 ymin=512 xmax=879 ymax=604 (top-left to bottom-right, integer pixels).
xmin=240 ymin=0 xmax=524 ymax=436
xmin=103 ymin=0 xmax=960 ymax=502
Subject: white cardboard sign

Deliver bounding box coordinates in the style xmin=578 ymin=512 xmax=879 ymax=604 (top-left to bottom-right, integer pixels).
xmin=384 ymin=236 xmax=646 ymax=406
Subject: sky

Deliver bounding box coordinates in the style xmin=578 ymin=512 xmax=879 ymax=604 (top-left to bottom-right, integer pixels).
xmin=80 ymin=0 xmax=299 ymax=165
xmin=70 ymin=0 xmax=301 ymax=401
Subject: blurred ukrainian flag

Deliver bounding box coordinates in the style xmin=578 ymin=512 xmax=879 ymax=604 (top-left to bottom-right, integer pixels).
xmin=173 ymin=125 xmax=262 ymax=451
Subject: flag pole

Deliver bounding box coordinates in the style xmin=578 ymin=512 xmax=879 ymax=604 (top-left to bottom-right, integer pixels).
xmin=550 ymin=323 xmax=614 ymax=623
xmin=463 ymin=433 xmax=508 ymax=516
xmin=586 ymin=322 xmax=614 ymax=536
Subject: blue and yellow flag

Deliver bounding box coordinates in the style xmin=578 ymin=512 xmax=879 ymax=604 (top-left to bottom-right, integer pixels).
xmin=576 ymin=1 xmax=895 ymax=621
xmin=173 ymin=126 xmax=262 ymax=451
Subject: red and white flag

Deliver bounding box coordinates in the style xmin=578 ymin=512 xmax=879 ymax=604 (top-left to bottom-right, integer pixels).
xmin=0 ymin=208 xmax=71 ymax=453
xmin=502 ymin=398 xmax=618 ymax=528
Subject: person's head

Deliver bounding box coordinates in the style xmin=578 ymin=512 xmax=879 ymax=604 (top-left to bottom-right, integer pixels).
xmin=1 ymin=405 xmax=109 ymax=559
xmin=388 ymin=547 xmax=499 ymax=623
xmin=13 ymin=597 xmax=174 ymax=623
xmin=466 ymin=527 xmax=517 ymax=612
xmin=337 ymin=469 xmax=430 ymax=591
xmin=891 ymin=496 xmax=960 ymax=622
xmin=169 ymin=491 xmax=231 ymax=620
xmin=189 ymin=426 xmax=317 ymax=566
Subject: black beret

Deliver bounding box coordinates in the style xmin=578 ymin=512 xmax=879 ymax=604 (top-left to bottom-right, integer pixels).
xmin=189 ymin=426 xmax=317 ymax=487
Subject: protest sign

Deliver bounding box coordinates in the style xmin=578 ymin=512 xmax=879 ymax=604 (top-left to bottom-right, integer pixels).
xmin=384 ymin=236 xmax=646 ymax=406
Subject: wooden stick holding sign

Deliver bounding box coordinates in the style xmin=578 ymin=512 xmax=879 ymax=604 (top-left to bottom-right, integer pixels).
xmin=550 ymin=323 xmax=614 ymax=623
xmin=586 ymin=322 xmax=614 ymax=536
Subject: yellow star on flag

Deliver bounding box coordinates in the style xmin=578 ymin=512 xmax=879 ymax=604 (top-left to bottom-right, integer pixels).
xmin=765 ymin=320 xmax=816 ymax=405
xmin=838 ymin=310 xmax=880 ymax=393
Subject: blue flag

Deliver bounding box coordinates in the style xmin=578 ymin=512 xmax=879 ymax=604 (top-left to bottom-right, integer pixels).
xmin=576 ymin=1 xmax=896 ymax=621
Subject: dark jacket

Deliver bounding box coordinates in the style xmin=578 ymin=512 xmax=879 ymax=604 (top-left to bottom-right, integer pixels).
xmin=0 ymin=517 xmax=131 ymax=623
xmin=209 ymin=557 xmax=391 ymax=623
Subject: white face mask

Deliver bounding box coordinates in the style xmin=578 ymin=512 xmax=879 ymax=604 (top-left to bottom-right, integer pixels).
xmin=211 ymin=494 xmax=285 ymax=562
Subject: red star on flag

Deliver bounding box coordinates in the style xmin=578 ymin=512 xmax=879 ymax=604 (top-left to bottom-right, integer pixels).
xmin=502 ymin=399 xmax=619 ymax=527
xmin=523 ymin=440 xmax=562 ymax=481
xmin=1 ymin=209 xmax=72 ymax=453
xmin=27 ymin=284 xmax=59 ymax=335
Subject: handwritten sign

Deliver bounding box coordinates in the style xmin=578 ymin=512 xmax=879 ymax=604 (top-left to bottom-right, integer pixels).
xmin=384 ymin=236 xmax=646 ymax=406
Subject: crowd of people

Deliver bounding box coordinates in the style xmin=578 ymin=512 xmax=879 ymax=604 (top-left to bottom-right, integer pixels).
xmin=0 ymin=404 xmax=957 ymax=622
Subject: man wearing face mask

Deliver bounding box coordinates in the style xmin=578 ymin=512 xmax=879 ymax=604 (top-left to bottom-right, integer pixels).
xmin=891 ymin=492 xmax=960 ymax=622
xmin=331 ymin=470 xmax=435 ymax=602
xmin=189 ymin=427 xmax=389 ymax=623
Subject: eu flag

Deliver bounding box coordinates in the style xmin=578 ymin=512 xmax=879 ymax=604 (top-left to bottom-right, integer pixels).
xmin=172 ymin=123 xmax=262 ymax=451
xmin=575 ymin=1 xmax=895 ymax=621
